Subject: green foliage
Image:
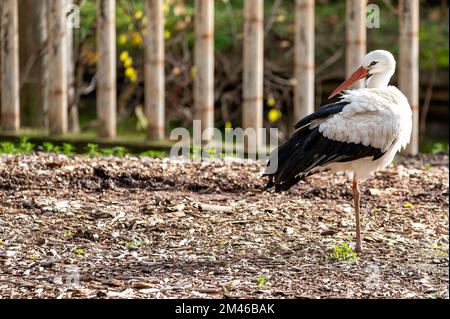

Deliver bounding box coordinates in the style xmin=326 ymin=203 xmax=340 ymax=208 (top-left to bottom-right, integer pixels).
xmin=0 ymin=138 xmax=170 ymax=158
xmin=112 ymin=146 xmax=127 ymax=157
xmin=431 ymin=243 xmax=449 ymax=257
xmin=419 ymin=17 xmax=449 ymax=69
xmin=329 ymin=242 xmax=358 ymax=262
xmin=58 ymin=143 xmax=76 ymax=155
xmin=140 ymin=150 xmax=168 ymax=158
xmin=73 ymin=247 xmax=85 ymax=256
xmin=430 ymin=143 xmax=449 ymax=155
xmin=18 ymin=137 xmax=35 ymax=154
xmin=0 ymin=141 xmax=17 ymax=154
xmin=0 ymin=137 xmax=34 ymax=154
xmin=256 ymin=275 xmax=271 ymax=290
xmin=43 ymin=143 xmax=76 ymax=155
xmin=64 ymin=230 xmax=74 ymax=239
xmin=99 ymin=146 xmax=128 ymax=157
xmin=42 ymin=142 xmax=55 ymax=153
xmin=187 ymin=144 xmax=226 ymax=160
xmin=421 ymin=139 xmax=449 ymax=154
xmin=85 ymin=143 xmax=102 ymax=156
xmin=86 ymin=144 xmax=129 ymax=157
xmin=124 ymin=240 xmax=145 ymax=249
xmin=100 ymin=147 xmax=114 ymax=156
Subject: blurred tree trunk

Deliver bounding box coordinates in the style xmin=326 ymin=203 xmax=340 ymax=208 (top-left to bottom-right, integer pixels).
xmin=294 ymin=0 xmax=315 ymax=121
xmin=47 ymin=0 xmax=68 ymax=134
xmin=18 ymin=0 xmax=47 ymax=129
xmin=1 ymin=0 xmax=21 ymax=131
xmin=243 ymin=0 xmax=264 ymax=151
xmin=399 ymin=0 xmax=419 ymax=155
xmin=145 ymin=0 xmax=165 ymax=140
xmin=346 ymin=0 xmax=367 ymax=89
xmin=96 ymin=0 xmax=116 ymax=138
xmin=66 ymin=0 xmax=80 ymax=133
xmin=194 ymin=0 xmax=214 ymax=142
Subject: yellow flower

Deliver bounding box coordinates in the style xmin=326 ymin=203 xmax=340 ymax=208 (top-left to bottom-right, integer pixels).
xmin=268 ymin=109 xmax=282 ymax=123
xmin=267 ymin=97 xmax=276 ymax=107
xmin=120 ymin=51 xmax=129 ymax=62
xmin=190 ymin=66 xmax=197 ymax=79
xmin=172 ymin=66 xmax=181 ymax=75
xmin=123 ymin=56 xmax=133 ymax=68
xmin=118 ymin=33 xmax=128 ymax=46
xmin=276 ymin=14 xmax=286 ymax=23
xmin=131 ymin=32 xmax=142 ymax=46
xmin=164 ymin=30 xmax=171 ymax=40
xmin=125 ymin=67 xmax=138 ymax=83
xmin=403 ymin=203 xmax=414 ymax=208
xmin=163 ymin=2 xmax=169 ymax=15
xmin=134 ymin=10 xmax=144 ymax=20
xmin=225 ymin=121 xmax=232 ymax=129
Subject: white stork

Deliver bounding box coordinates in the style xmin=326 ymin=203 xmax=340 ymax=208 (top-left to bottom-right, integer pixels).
xmin=264 ymin=50 xmax=412 ymax=253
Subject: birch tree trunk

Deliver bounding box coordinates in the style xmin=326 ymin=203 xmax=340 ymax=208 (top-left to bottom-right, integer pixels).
xmin=346 ymin=0 xmax=367 ymax=88
xmin=1 ymin=0 xmax=20 ymax=131
xmin=96 ymin=0 xmax=116 ymax=138
xmin=399 ymin=0 xmax=419 ymax=155
xmin=47 ymin=0 xmax=68 ymax=134
xmin=19 ymin=0 xmax=47 ymax=129
xmin=145 ymin=0 xmax=165 ymax=140
xmin=194 ymin=0 xmax=214 ymax=142
xmin=66 ymin=0 xmax=79 ymax=133
xmin=243 ymin=0 xmax=263 ymax=152
xmin=294 ymin=0 xmax=315 ymax=121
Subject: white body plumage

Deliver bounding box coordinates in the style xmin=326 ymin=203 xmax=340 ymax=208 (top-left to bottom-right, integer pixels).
xmin=319 ymin=86 xmax=412 ymax=180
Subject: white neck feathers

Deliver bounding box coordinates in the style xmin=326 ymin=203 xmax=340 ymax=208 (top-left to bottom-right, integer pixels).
xmin=365 ymin=69 xmax=394 ymax=89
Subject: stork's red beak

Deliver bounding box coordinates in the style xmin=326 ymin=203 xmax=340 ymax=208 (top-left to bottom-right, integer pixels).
xmin=328 ymin=66 xmax=369 ymax=99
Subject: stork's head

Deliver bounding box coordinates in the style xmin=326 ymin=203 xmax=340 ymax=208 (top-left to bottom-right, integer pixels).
xmin=329 ymin=50 xmax=396 ymax=99
xmin=362 ymin=50 xmax=396 ymax=77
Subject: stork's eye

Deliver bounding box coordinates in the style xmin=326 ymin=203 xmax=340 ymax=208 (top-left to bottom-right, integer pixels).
xmin=369 ymin=61 xmax=378 ymax=67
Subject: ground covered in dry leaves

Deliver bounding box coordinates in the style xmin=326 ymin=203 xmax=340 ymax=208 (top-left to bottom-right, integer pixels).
xmin=0 ymin=154 xmax=448 ymax=299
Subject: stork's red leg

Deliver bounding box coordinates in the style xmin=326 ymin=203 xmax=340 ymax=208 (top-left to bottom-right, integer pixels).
xmin=353 ymin=177 xmax=362 ymax=253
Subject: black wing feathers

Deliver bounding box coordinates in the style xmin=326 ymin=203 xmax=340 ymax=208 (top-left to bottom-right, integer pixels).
xmin=265 ymin=101 xmax=385 ymax=192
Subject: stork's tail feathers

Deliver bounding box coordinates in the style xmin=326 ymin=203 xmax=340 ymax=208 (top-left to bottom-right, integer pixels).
xmin=264 ymin=175 xmax=302 ymax=192
xmin=263 ymin=129 xmax=309 ymax=192
xmin=264 ymin=175 xmax=275 ymax=191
